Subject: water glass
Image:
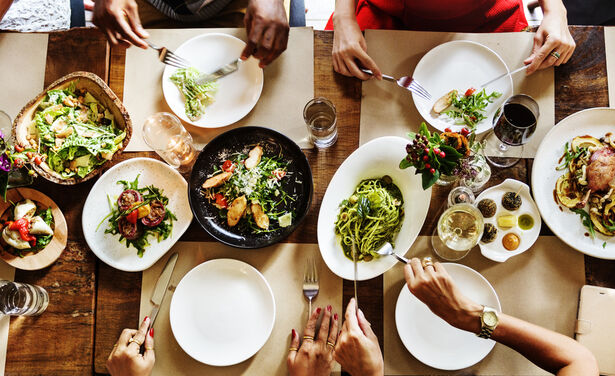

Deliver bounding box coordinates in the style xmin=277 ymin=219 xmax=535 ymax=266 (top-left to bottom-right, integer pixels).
xmin=0 ymin=280 xmax=49 ymax=316
xmin=303 ymin=97 xmax=337 ymax=148
xmin=142 ymin=112 xmax=197 ymax=172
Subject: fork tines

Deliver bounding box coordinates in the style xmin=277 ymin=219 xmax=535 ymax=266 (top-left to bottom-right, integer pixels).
xmin=410 ymin=80 xmax=431 ymax=100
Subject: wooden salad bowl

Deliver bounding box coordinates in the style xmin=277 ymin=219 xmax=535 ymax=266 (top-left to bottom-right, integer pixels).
xmin=0 ymin=188 xmax=67 ymax=270
xmin=12 ymin=71 xmax=132 ymax=185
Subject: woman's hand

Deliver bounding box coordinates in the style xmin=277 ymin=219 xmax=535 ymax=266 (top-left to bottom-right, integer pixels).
xmin=107 ymin=316 xmax=155 ymax=376
xmin=287 ymin=305 xmax=339 ymax=376
xmin=404 ymin=257 xmax=483 ymax=333
xmin=93 ymin=0 xmax=149 ymax=48
xmin=241 ymin=0 xmax=289 ymax=68
xmin=332 ymin=14 xmax=381 ymax=80
xmin=334 ymin=298 xmax=384 ymax=376
xmin=524 ymin=3 xmax=575 ymax=74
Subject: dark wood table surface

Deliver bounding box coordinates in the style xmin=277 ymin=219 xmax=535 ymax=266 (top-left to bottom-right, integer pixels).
xmin=4 ymin=27 xmax=614 ymax=376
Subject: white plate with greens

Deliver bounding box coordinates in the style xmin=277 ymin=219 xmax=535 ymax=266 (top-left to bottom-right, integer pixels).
xmin=317 ymin=136 xmax=431 ymax=281
xmin=412 ymin=40 xmax=512 ymax=135
xmin=162 ymin=33 xmax=264 ymax=128
xmin=82 ymin=158 xmax=192 ymax=271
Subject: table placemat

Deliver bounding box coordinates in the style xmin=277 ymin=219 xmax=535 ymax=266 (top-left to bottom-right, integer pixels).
xmin=383 ymin=235 xmax=584 ymax=375
xmin=360 ymin=30 xmax=555 ymax=158
xmin=606 ymin=27 xmax=615 ymax=107
xmin=123 ymin=27 xmax=313 ymax=151
xmin=139 ymin=242 xmax=342 ymax=376
xmin=0 ymin=33 xmax=48 ymax=122
xmin=0 ymin=261 xmax=15 ymax=375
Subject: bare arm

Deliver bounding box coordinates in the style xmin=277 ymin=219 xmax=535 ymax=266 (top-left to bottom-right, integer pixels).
xmin=0 ymin=0 xmax=14 ymax=22
xmin=405 ymin=258 xmax=598 ymax=376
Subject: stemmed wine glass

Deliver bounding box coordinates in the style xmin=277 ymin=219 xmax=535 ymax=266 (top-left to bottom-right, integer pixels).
xmin=485 ymin=94 xmax=540 ymax=168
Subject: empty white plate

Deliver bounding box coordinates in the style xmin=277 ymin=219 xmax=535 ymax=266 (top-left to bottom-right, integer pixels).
xmin=162 ymin=33 xmax=264 ymax=128
xmin=170 ymin=259 xmax=275 ymax=366
xmin=395 ymin=263 xmax=501 ymax=370
xmin=412 ymin=40 xmax=512 ymax=135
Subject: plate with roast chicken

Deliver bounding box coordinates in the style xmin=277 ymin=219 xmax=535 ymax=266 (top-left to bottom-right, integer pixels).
xmin=532 ymin=108 xmax=615 ymax=259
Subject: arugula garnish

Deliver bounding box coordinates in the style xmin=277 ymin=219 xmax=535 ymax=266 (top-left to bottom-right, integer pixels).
xmin=570 ymin=208 xmax=596 ymax=239
xmin=443 ymin=89 xmax=502 ymax=128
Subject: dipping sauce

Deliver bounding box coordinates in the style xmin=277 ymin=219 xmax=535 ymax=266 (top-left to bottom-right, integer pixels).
xmin=518 ymin=214 xmax=534 ymax=230
xmin=502 ymin=233 xmax=520 ymax=251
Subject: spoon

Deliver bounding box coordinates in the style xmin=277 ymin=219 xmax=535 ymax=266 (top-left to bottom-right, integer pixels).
xmin=376 ymin=243 xmax=409 ymax=264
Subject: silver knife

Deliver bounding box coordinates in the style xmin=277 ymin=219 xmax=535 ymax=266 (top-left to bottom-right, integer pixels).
xmin=480 ymin=65 xmax=529 ymax=88
xmin=195 ymin=58 xmax=241 ymax=85
xmin=148 ymin=252 xmax=179 ymax=327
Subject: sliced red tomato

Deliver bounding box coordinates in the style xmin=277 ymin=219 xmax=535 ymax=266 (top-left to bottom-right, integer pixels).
xmin=272 ymin=169 xmax=286 ymax=180
xmin=125 ymin=209 xmax=138 ymax=224
xmin=465 ymin=87 xmax=476 ymax=97
xmin=215 ymin=193 xmax=228 ymax=208
xmin=222 ymin=160 xmax=236 ymax=172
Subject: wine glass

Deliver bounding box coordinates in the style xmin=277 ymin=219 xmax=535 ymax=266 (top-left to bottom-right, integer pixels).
xmin=142 ymin=112 xmax=197 ymax=172
xmin=485 ymin=94 xmax=540 ymax=168
xmin=431 ymin=203 xmax=484 ymax=261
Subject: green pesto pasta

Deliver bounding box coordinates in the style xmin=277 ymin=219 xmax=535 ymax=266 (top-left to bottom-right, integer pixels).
xmin=334 ymin=177 xmax=404 ymax=261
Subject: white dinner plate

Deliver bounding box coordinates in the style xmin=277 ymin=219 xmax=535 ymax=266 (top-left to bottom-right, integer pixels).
xmin=162 ymin=33 xmax=264 ymax=128
xmin=170 ymin=259 xmax=275 ymax=366
xmin=317 ymin=136 xmax=431 ymax=280
xmin=476 ymin=179 xmax=541 ymax=262
xmin=395 ymin=263 xmax=501 ymax=370
xmin=82 ymin=158 xmax=193 ymax=271
xmin=412 ymin=40 xmax=512 ymax=135
xmin=532 ymin=107 xmax=615 ymax=259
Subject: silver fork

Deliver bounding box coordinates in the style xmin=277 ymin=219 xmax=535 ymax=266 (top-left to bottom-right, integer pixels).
xmin=146 ymin=41 xmax=192 ymax=69
xmin=303 ymin=256 xmax=319 ymax=316
xmin=360 ymin=68 xmax=431 ymax=100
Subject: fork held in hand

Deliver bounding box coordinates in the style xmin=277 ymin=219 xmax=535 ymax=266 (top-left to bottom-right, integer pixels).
xmin=360 ymin=68 xmax=432 ymax=100
xmin=147 ymin=41 xmax=192 ymax=69
xmin=302 ymin=256 xmax=319 ymax=316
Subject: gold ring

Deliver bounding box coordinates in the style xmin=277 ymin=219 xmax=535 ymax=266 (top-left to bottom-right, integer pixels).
xmin=145 ymin=346 xmax=154 ymax=351
xmin=421 ymin=257 xmax=434 ymax=268
xmin=289 ymin=347 xmax=298 ymax=352
xmin=128 ymin=338 xmax=142 ymax=346
xmin=326 ymin=341 xmax=335 ymax=349
xmin=302 ymin=335 xmax=314 ymax=341
xmin=550 ymin=51 xmax=561 ymax=59
xmin=112 ymin=343 xmax=118 ymax=348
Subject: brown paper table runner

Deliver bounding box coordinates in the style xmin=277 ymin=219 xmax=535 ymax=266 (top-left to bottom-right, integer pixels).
xmin=360 ymin=30 xmax=554 ymax=158
xmin=605 ymin=27 xmax=615 ymax=107
xmin=0 ymin=33 xmax=48 ymax=122
xmin=383 ymin=235 xmax=584 ymax=375
xmin=139 ymin=242 xmax=342 ymax=375
xmin=0 ymin=259 xmax=15 ymax=375
xmin=123 ymin=28 xmax=314 ymax=151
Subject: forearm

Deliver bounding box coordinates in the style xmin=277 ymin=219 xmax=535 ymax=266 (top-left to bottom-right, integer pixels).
xmin=0 ymin=0 xmax=13 ymax=21
xmin=538 ymin=0 xmax=567 ymax=17
xmin=333 ymin=0 xmax=358 ymax=23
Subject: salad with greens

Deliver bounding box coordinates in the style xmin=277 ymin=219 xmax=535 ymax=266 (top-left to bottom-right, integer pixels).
xmin=432 ymin=87 xmax=502 ymax=129
xmin=201 ymin=145 xmax=295 ymax=233
xmin=170 ymin=67 xmax=218 ymax=121
xmin=98 ymin=175 xmax=176 ymax=257
xmin=32 ymin=82 xmax=126 ymax=179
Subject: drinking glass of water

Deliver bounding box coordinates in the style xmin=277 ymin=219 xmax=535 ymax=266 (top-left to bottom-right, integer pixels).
xmin=142 ymin=112 xmax=197 ymax=172
xmin=485 ymin=94 xmax=540 ymax=168
xmin=0 ymin=280 xmax=49 ymax=316
xmin=303 ymin=97 xmax=337 ymax=148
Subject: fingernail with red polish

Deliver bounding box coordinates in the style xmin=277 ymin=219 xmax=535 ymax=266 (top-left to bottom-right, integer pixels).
xmin=292 ymin=329 xmax=296 ymax=338
xmin=316 ymin=307 xmax=321 ymax=314
xmin=149 ymin=327 xmax=154 ymax=337
xmin=144 ymin=316 xmax=149 ymax=322
xmin=334 ymin=313 xmax=338 ymax=320
xmin=327 ymin=305 xmax=332 ymax=312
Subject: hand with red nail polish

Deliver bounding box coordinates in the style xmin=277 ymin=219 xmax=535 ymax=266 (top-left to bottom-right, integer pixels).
xmin=287 ymin=305 xmax=339 ymax=376
xmin=106 ymin=316 xmax=156 ymax=376
xmin=334 ymin=298 xmax=384 ymax=376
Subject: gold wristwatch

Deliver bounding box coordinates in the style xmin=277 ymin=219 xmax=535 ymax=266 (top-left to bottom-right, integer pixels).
xmin=477 ymin=306 xmax=499 ymax=339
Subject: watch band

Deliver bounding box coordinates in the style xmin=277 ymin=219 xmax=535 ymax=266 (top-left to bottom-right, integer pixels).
xmin=478 ymin=326 xmax=494 ymax=339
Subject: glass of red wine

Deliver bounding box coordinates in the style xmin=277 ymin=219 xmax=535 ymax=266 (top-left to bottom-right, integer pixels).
xmin=485 ymin=94 xmax=539 ymax=168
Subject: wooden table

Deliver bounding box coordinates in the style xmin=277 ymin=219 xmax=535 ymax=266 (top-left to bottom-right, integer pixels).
xmin=4 ymin=27 xmax=615 ymax=376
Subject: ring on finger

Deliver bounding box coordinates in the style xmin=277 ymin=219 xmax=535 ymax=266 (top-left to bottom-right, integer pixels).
xmin=145 ymin=346 xmax=154 ymax=351
xmin=289 ymin=347 xmax=298 ymax=352
xmin=421 ymin=256 xmax=434 ymax=268
xmin=128 ymin=337 xmax=142 ymax=346
xmin=550 ymin=51 xmax=561 ymax=59
xmin=302 ymin=335 xmax=314 ymax=342
xmin=326 ymin=341 xmax=335 ymax=349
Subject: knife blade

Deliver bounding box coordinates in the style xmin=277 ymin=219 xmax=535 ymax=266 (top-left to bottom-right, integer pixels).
xmin=195 ymin=58 xmax=241 ymax=85
xmin=148 ymin=252 xmax=178 ymax=327
xmin=480 ymin=65 xmax=528 ymax=88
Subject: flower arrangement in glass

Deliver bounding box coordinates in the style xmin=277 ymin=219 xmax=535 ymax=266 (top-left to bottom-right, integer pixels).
xmin=0 ymin=131 xmax=36 ymax=200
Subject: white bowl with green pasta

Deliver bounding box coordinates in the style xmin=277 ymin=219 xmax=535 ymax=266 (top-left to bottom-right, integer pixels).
xmin=317 ymin=136 xmax=432 ymax=281
xmin=161 ymin=33 xmax=263 ymax=128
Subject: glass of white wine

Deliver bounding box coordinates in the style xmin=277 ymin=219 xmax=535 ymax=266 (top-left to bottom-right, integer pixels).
xmin=431 ymin=203 xmax=484 ymax=261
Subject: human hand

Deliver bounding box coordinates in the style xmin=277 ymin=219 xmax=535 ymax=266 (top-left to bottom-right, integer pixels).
xmin=524 ymin=5 xmax=575 ymax=74
xmin=332 ymin=14 xmax=381 ymax=80
xmin=334 ymin=298 xmax=383 ymax=376
xmin=240 ymin=0 xmax=289 ymax=68
xmin=107 ymin=316 xmax=155 ymax=376
xmin=93 ymin=0 xmax=149 ymax=49
xmin=287 ymin=305 xmax=339 ymax=376
xmin=404 ymin=257 xmax=483 ymax=333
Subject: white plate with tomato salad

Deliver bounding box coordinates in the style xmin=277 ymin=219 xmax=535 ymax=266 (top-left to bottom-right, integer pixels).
xmin=82 ymin=158 xmax=192 ymax=271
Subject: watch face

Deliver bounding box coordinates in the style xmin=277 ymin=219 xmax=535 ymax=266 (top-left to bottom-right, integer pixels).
xmin=483 ymin=311 xmax=498 ymax=326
